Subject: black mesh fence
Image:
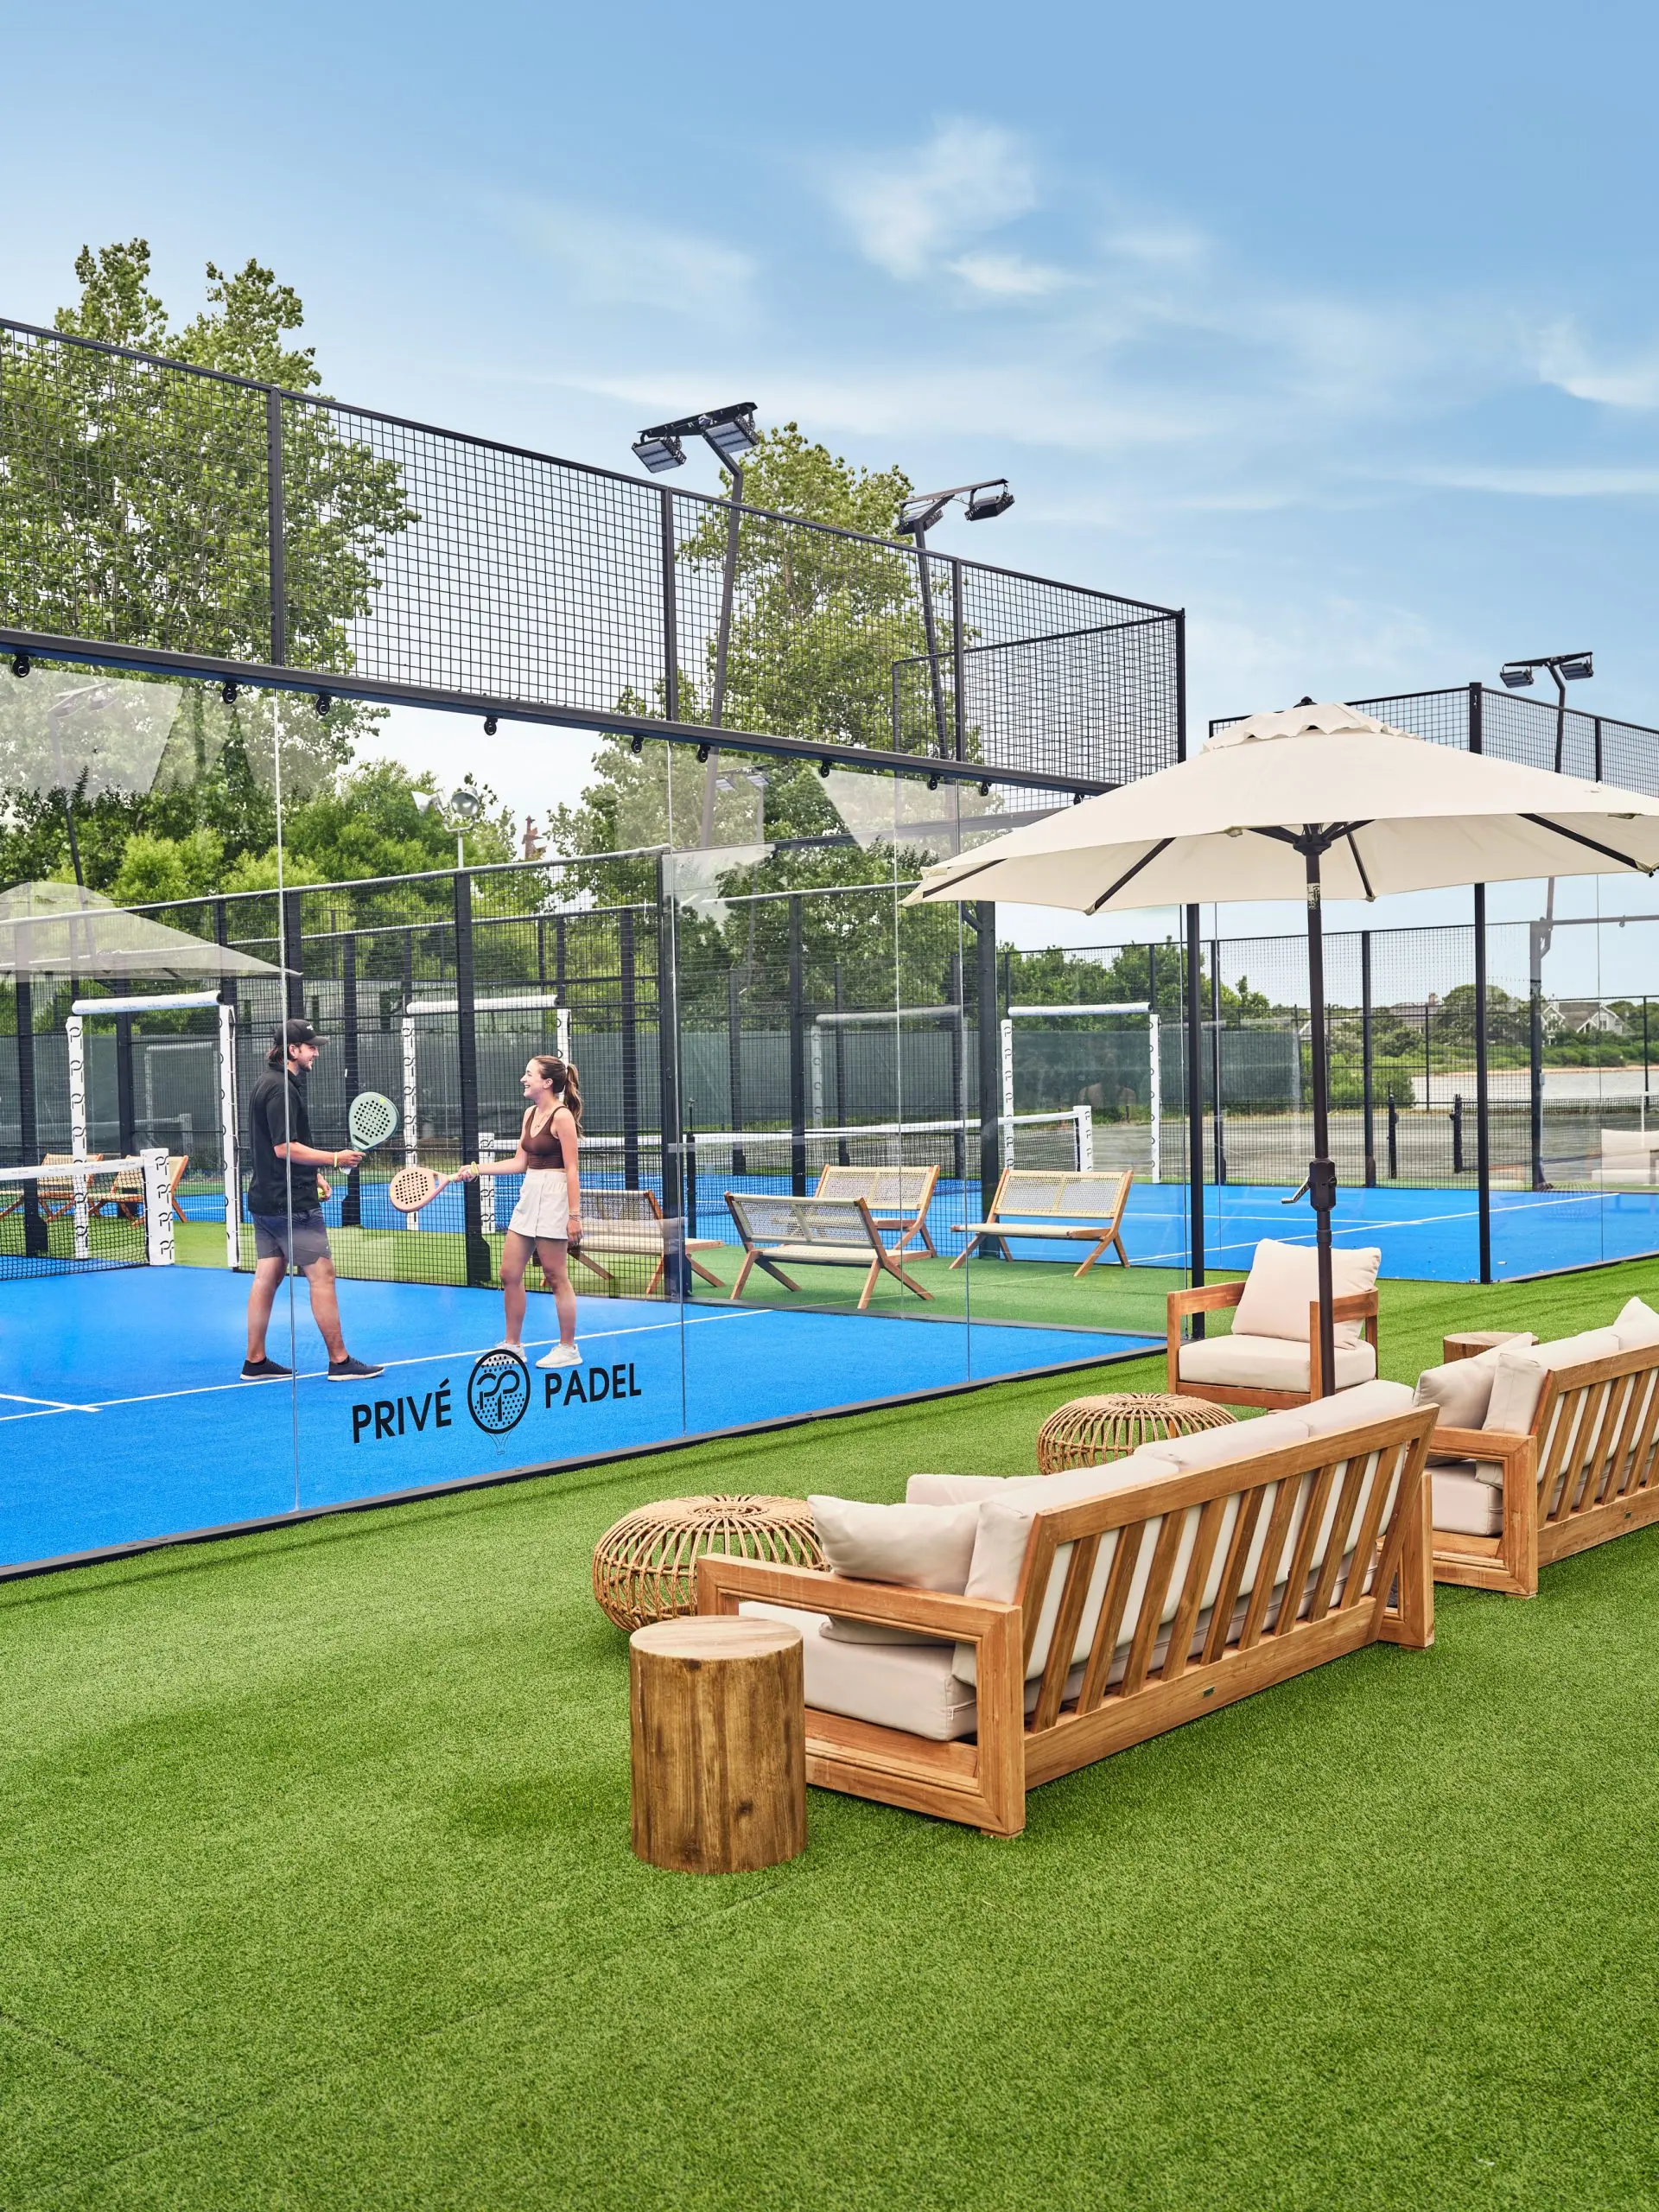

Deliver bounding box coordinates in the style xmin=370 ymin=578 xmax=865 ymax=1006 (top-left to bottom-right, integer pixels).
xmin=0 ymin=318 xmax=1179 ymax=790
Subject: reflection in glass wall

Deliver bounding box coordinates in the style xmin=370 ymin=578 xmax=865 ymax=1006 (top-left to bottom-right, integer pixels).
xmin=0 ymin=668 xmax=297 ymax=1564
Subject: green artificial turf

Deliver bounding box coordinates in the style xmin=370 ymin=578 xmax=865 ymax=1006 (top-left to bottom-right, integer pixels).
xmin=6 ymin=1261 xmax=1659 ymax=2206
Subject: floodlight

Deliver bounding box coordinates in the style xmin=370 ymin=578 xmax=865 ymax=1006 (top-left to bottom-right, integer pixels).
xmin=1500 ymin=664 xmax=1535 ymax=689
xmin=632 ymin=432 xmax=685 ymax=474
xmin=896 ymin=496 xmax=950 ymax=537
xmin=965 ymin=481 xmax=1014 ymax=522
xmin=413 ymin=791 xmax=436 ymax=814
xmin=702 ymin=408 xmax=760 ymax=463
xmin=1560 ymin=654 xmax=1594 ymax=681
xmin=449 ymin=786 xmax=483 ymax=821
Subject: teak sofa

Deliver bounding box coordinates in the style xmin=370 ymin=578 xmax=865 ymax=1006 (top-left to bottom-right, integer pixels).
xmin=1425 ymin=1312 xmax=1659 ymax=1597
xmin=699 ymin=1382 xmax=1435 ymax=1836
xmin=1166 ymin=1237 xmax=1382 ymax=1409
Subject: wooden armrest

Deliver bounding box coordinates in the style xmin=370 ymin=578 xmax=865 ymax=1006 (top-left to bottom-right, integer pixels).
xmin=1427 ymin=1426 xmax=1532 ymax=1462
xmin=1330 ymin=1290 xmax=1379 ymax=1319
xmin=1167 ymin=1281 xmax=1244 ymax=1318
xmin=695 ymin=1555 xmax=1018 ymax=1639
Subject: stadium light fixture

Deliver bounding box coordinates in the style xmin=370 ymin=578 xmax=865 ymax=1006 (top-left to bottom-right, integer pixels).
xmin=1500 ymin=650 xmax=1595 ymax=778
xmin=631 ymin=402 xmax=759 ymax=477
xmin=896 ymin=479 xmax=1014 ymax=537
xmin=965 ymin=481 xmax=1015 ymax=522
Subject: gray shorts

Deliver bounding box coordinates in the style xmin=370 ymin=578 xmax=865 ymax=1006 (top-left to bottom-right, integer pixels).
xmin=252 ymin=1208 xmax=332 ymax=1270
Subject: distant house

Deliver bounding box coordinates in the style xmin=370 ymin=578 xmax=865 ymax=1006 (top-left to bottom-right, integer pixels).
xmin=1550 ymin=999 xmax=1630 ymax=1038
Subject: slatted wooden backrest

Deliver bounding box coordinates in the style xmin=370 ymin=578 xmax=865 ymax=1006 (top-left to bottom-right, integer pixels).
xmin=1011 ymin=1412 xmax=1435 ymax=1735
xmin=582 ymin=1189 xmax=665 ymax=1228
xmin=814 ymin=1164 xmax=938 ymax=1213
xmin=1529 ymin=1346 xmax=1659 ymax=1527
xmin=989 ymin=1168 xmax=1130 ymax=1224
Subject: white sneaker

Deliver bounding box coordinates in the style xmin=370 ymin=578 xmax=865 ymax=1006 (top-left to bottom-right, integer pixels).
xmin=537 ymin=1343 xmax=582 ymax=1370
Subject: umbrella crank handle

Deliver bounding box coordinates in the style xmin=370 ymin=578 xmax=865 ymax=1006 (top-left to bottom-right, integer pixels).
xmin=1284 ymin=1161 xmax=1338 ymax=1210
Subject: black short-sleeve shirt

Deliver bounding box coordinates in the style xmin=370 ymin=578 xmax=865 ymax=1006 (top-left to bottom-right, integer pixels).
xmin=247 ymin=1065 xmax=321 ymax=1215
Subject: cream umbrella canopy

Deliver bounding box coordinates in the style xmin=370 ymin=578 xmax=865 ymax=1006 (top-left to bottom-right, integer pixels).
xmin=908 ymin=702 xmax=1659 ymax=1392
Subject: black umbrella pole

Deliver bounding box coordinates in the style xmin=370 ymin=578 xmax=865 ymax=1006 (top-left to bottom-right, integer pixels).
xmin=1305 ymin=842 xmax=1338 ymax=1397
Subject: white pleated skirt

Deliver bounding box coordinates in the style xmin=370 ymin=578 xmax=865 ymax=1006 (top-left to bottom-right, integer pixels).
xmin=508 ymin=1168 xmax=571 ymax=1241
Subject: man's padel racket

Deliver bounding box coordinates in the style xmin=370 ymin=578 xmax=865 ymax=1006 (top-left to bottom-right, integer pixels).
xmin=347 ymin=1090 xmax=399 ymax=1153
xmin=388 ymin=1165 xmax=443 ymax=1215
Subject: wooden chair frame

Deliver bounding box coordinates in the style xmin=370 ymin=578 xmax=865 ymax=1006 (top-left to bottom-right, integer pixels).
xmin=96 ymin=1154 xmax=188 ymax=1224
xmin=1428 ymin=1339 xmax=1659 ymax=1599
xmin=699 ymin=1408 xmax=1436 ymax=1836
xmin=950 ymin=1166 xmax=1134 ymax=1276
xmin=812 ymin=1163 xmax=941 ymax=1258
xmin=564 ymin=1187 xmax=724 ymax=1297
xmin=1166 ymin=1280 xmax=1382 ymax=1409
xmin=2 ymin=1153 xmax=108 ymax=1222
xmin=725 ymin=1192 xmax=931 ymax=1313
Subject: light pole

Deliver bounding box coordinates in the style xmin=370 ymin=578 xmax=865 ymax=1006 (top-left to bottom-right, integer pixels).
xmin=894 ymin=480 xmax=1014 ymax=760
xmin=1501 ymin=652 xmax=1594 ymax=1188
xmin=632 ymin=402 xmax=761 ymax=845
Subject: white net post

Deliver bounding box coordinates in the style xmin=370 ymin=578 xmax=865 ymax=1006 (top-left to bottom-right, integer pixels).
xmin=141 ymin=1147 xmax=175 ymax=1267
xmin=557 ymin=1006 xmax=570 ymax=1062
xmin=1072 ymin=1103 xmax=1095 ymax=1171
xmin=810 ymin=1026 xmax=825 ymax=1126
xmin=401 ymin=1011 xmax=419 ymax=1167
xmin=66 ymin=1013 xmax=91 ymax=1260
xmin=1148 ymin=1014 xmax=1162 ymax=1183
xmin=218 ymin=1001 xmax=239 ymax=1271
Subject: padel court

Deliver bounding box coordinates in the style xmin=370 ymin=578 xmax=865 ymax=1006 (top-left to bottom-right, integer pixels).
xmin=0 ymin=1265 xmax=1154 ymax=1570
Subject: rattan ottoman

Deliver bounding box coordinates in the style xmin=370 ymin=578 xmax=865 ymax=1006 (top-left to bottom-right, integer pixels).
xmin=1036 ymin=1391 xmax=1235 ymax=1474
xmin=593 ymin=1494 xmax=828 ymax=1632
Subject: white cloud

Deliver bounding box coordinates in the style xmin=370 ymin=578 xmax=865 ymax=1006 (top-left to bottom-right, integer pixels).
xmin=949 ymin=251 xmax=1075 ymax=296
xmin=486 ymin=195 xmax=755 ymax=319
xmin=1407 ymin=463 xmax=1659 ymax=498
xmin=829 ymin=118 xmax=1038 ymax=279
xmin=1534 ymin=320 xmax=1659 ymax=410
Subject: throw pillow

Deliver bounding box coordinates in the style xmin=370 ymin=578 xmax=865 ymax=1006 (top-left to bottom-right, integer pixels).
xmin=1232 ymin=1239 xmax=1382 ymax=1347
xmin=809 ymin=1496 xmax=979 ymax=1645
xmin=1613 ymin=1296 xmax=1659 ymax=1351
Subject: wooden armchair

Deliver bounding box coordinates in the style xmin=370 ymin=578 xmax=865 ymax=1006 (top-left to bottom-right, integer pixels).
xmin=1167 ymin=1280 xmax=1382 ymax=1409
xmin=1428 ymin=1338 xmax=1659 ymax=1598
xmin=1166 ymin=1238 xmax=1382 ymax=1410
xmin=699 ymin=1406 xmax=1435 ymax=1836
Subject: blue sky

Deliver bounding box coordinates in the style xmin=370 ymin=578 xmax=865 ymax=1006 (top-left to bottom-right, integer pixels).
xmin=4 ymin=0 xmax=1657 ymax=976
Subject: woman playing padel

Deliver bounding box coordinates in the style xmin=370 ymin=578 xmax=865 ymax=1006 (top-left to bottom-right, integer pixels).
xmin=447 ymin=1055 xmax=582 ymax=1368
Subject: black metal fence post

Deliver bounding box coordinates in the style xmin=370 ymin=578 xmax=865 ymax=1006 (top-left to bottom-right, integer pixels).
xmin=452 ymin=871 xmax=491 ymax=1287
xmin=787 ymin=895 xmax=807 ymax=1195
xmin=655 ymin=861 xmax=688 ymax=1298
xmin=282 ymin=888 xmax=304 ymax=1021
xmin=1360 ymin=931 xmax=1376 ymax=1188
xmin=1452 ymin=1093 xmax=1465 ymax=1174
xmin=948 ymin=944 xmax=966 ymax=1183
xmin=620 ymin=911 xmax=639 ymax=1191
xmin=115 ymin=1013 xmax=137 ymax=1156
xmin=976 ymin=902 xmax=1001 ymax=1236
xmin=1388 ymin=1096 xmax=1399 ymax=1179
xmin=16 ymin=978 xmax=46 ymax=1256
xmin=727 ymin=967 xmax=747 ymax=1174
xmin=341 ymin=931 xmax=361 ymax=1226
xmin=1529 ymin=920 xmax=1548 ymax=1192
xmin=659 ymin=488 xmax=679 ymax=722
xmin=832 ymin=961 xmax=849 ymax=1166
xmin=266 ymin=389 xmax=287 ymax=665
xmin=1210 ymin=935 xmax=1226 ymax=1185
xmin=951 ymin=558 xmax=967 ymax=762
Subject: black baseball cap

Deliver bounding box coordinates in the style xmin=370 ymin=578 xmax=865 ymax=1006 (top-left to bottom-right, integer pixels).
xmin=276 ymin=1018 xmax=321 ymax=1051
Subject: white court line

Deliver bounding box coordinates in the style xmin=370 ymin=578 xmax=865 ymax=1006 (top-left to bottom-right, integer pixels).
xmin=0 ymin=1304 xmax=778 ymax=1422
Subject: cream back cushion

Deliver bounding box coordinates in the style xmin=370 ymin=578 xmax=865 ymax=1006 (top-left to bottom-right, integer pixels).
xmin=1613 ymin=1297 xmax=1659 ymax=1351
xmin=1413 ymin=1346 xmax=1529 ymax=1433
xmin=1232 ymin=1239 xmax=1382 ymax=1347
xmin=1483 ymin=1329 xmax=1622 ymax=1434
xmin=906 ymin=1472 xmax=1046 ymax=1506
xmin=809 ymin=1496 xmax=978 ymax=1645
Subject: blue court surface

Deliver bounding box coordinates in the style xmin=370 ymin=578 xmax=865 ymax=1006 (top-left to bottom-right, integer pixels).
xmin=181 ymin=1171 xmax=1659 ymax=1283
xmin=0 ymin=1268 xmax=1152 ymax=1572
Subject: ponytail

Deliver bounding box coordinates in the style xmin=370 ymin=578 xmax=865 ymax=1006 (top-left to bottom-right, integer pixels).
xmin=531 ymin=1055 xmax=582 ymax=1130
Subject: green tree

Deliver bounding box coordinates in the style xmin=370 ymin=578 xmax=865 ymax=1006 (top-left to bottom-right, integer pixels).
xmin=0 ymin=242 xmax=417 ymax=893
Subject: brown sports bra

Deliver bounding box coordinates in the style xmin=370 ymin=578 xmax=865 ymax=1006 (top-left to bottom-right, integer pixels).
xmin=521 ymin=1108 xmax=566 ymax=1168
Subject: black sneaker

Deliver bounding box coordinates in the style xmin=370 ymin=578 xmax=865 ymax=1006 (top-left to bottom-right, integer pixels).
xmin=241 ymin=1357 xmax=293 ymax=1381
xmin=327 ymin=1355 xmax=385 ymax=1382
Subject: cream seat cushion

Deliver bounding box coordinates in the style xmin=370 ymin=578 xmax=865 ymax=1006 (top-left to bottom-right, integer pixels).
xmin=1431 ymin=1465 xmax=1504 ymax=1536
xmin=1232 ymin=1238 xmax=1382 ymax=1347
xmin=1179 ymin=1333 xmax=1377 ymax=1393
xmin=738 ymin=1600 xmax=979 ymax=1739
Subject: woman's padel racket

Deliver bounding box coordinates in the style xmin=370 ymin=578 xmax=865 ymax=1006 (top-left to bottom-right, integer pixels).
xmin=388 ymin=1165 xmax=443 ymax=1215
xmin=347 ymin=1090 xmax=399 ymax=1153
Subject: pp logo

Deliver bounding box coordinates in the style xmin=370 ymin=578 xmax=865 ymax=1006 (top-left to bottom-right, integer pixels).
xmin=467 ymin=1349 xmax=531 ymax=1433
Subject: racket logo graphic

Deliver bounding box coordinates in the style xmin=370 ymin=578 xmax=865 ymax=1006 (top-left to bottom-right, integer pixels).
xmin=467 ymin=1350 xmax=531 ymax=1433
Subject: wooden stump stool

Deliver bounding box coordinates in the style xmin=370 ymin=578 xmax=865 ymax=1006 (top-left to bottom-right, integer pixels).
xmin=629 ymin=1617 xmax=806 ymax=1874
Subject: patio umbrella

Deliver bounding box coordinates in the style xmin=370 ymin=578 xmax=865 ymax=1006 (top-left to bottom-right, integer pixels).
xmin=907 ymin=701 xmax=1659 ymax=1391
